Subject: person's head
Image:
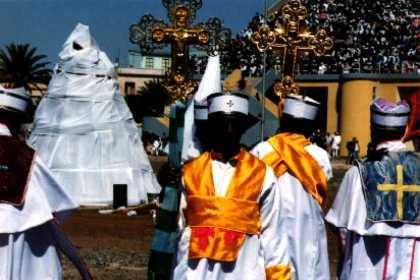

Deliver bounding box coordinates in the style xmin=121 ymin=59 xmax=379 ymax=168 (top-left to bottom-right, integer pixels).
xmin=370 ymin=98 xmax=410 ymax=147
xmin=279 ymin=94 xmax=321 ymax=138
xmin=206 ymin=92 xmax=252 ymax=158
xmin=0 ymin=87 xmax=31 ymax=136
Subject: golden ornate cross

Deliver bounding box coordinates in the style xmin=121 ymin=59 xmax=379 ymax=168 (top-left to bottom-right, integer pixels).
xmin=251 ymin=0 xmax=333 ymax=97
xmin=131 ymin=2 xmax=230 ymax=100
xmin=377 ymin=164 xmax=420 ymax=220
xmin=151 ymin=5 xmax=210 ymax=100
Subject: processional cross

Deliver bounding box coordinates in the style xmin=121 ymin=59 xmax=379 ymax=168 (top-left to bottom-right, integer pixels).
xmin=251 ymin=0 xmax=333 ymax=97
xmin=377 ymin=165 xmax=420 ymax=220
xmin=130 ymin=0 xmax=230 ymax=100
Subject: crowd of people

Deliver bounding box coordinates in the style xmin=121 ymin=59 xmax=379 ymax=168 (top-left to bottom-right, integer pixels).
xmin=216 ymin=0 xmax=419 ymax=76
xmin=3 ymin=27 xmax=419 ymax=279
xmin=142 ymin=131 xmax=167 ymax=156
xmin=311 ymin=130 xmax=360 ymax=163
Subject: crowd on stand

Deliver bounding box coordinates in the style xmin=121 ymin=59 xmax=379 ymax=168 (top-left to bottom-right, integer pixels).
xmin=216 ymin=0 xmax=419 ymax=76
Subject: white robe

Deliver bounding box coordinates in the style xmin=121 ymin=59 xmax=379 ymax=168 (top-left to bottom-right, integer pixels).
xmin=252 ymin=141 xmax=331 ymax=280
xmin=0 ymin=127 xmax=78 ymax=280
xmin=173 ymin=159 xmax=290 ymax=280
xmin=326 ymin=141 xmax=420 ymax=280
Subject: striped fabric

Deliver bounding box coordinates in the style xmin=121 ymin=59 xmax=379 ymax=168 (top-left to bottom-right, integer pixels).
xmin=148 ymin=102 xmax=186 ymax=279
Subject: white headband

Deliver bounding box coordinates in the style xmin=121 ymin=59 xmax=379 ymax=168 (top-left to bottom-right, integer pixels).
xmin=283 ymin=96 xmax=320 ymax=120
xmin=371 ymin=111 xmax=410 ymax=128
xmin=208 ymin=93 xmax=249 ymax=115
xmin=0 ymin=87 xmax=30 ymax=113
xmin=194 ymin=105 xmax=208 ymax=120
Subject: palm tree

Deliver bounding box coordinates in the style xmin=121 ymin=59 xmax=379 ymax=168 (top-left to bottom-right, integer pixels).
xmin=126 ymin=79 xmax=171 ymax=123
xmin=0 ymin=43 xmax=51 ymax=91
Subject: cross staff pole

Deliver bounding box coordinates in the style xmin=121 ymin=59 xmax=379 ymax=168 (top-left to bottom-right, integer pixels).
xmin=129 ymin=1 xmax=230 ymax=279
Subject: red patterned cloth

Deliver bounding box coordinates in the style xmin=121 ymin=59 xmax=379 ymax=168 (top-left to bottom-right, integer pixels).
xmin=403 ymin=91 xmax=420 ymax=142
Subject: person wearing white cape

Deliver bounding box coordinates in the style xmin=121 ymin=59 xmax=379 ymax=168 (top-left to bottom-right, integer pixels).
xmin=252 ymin=94 xmax=331 ymax=280
xmin=172 ymin=91 xmax=292 ymax=280
xmin=326 ymin=98 xmax=420 ymax=279
xmin=29 ymin=23 xmax=160 ymax=206
xmin=0 ymin=86 xmax=91 ymax=279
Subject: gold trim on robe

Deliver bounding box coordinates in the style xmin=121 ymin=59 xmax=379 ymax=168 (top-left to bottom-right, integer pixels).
xmin=264 ymin=132 xmax=328 ymax=207
xmin=183 ymin=149 xmax=266 ymax=262
xmin=265 ymin=264 xmax=292 ymax=280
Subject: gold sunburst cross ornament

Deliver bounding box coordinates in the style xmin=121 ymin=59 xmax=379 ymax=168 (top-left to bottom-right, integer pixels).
xmin=251 ymin=0 xmax=333 ymax=97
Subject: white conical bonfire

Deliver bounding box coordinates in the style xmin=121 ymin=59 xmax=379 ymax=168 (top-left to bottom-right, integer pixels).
xmin=29 ymin=23 xmax=160 ymax=206
xmin=181 ymin=55 xmax=221 ymax=162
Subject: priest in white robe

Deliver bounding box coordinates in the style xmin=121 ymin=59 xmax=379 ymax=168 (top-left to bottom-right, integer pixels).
xmin=252 ymin=94 xmax=331 ymax=280
xmin=0 ymin=87 xmax=90 ymax=279
xmin=148 ymin=55 xmax=219 ymax=278
xmin=173 ymin=92 xmax=291 ymax=280
xmin=29 ymin=23 xmax=160 ymax=206
xmin=326 ymin=98 xmax=420 ymax=279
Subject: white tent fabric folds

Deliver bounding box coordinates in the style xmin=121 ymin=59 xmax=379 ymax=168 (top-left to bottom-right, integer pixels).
xmin=181 ymin=55 xmax=221 ymax=162
xmin=29 ymin=23 xmax=160 ymax=206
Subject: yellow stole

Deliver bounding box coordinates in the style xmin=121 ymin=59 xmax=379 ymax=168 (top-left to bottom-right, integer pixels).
xmin=264 ymin=132 xmax=328 ymax=207
xmin=183 ymin=149 xmax=266 ymax=262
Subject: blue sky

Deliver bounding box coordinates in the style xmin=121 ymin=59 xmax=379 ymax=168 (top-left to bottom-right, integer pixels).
xmin=0 ymin=0 xmax=276 ymax=66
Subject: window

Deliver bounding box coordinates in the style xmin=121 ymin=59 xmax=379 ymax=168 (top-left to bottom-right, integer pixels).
xmin=162 ymin=57 xmax=171 ymax=73
xmin=125 ymin=82 xmax=135 ymax=96
xmin=145 ymin=57 xmax=154 ymax=69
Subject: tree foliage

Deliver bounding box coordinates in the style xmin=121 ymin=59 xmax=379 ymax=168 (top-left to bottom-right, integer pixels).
xmin=0 ymin=43 xmax=51 ymax=90
xmin=126 ymin=79 xmax=171 ymax=123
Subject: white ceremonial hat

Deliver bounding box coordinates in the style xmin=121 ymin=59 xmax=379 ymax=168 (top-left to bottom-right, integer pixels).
xmin=207 ymin=92 xmax=249 ymax=116
xmin=0 ymin=85 xmax=30 ymax=113
xmin=371 ymin=98 xmax=410 ymax=128
xmin=283 ymin=94 xmax=320 ymax=120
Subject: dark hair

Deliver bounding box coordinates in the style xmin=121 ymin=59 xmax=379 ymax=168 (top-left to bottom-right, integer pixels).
xmin=371 ymin=126 xmax=406 ymax=146
xmin=0 ymin=110 xmax=25 ymax=124
xmin=279 ymin=113 xmax=315 ymax=138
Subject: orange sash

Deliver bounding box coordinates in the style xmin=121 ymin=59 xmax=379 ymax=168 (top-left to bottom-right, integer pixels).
xmin=183 ymin=149 xmax=266 ymax=262
xmin=264 ymin=132 xmax=328 ymax=207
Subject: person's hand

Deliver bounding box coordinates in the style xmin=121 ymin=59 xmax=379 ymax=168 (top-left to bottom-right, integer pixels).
xmin=157 ymin=162 xmax=181 ymax=187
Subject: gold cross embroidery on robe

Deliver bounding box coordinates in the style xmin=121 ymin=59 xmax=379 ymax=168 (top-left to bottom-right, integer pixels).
xmin=377 ymin=164 xmax=420 ymax=220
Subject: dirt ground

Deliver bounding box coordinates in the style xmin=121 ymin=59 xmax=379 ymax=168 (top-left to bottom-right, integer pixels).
xmin=62 ymin=157 xmax=349 ymax=279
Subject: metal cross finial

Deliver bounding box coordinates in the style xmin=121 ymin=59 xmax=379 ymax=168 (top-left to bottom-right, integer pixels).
xmin=130 ymin=0 xmax=231 ymax=101
xmin=251 ymin=0 xmax=333 ymax=98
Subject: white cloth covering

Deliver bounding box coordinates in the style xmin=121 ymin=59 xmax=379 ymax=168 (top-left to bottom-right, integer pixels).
xmin=182 ymin=55 xmax=221 ymax=163
xmin=0 ymin=126 xmax=78 ymax=280
xmin=326 ymin=141 xmax=420 ymax=280
xmin=173 ymin=160 xmax=290 ymax=280
xmin=252 ymin=141 xmax=331 ymax=280
xmin=28 ymin=23 xmax=160 ymax=206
